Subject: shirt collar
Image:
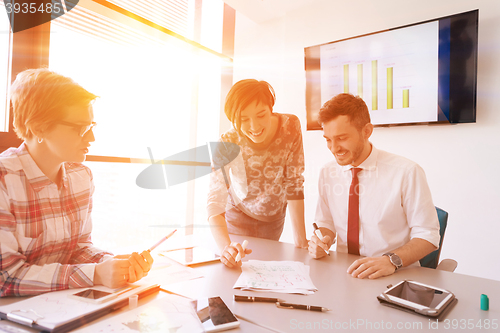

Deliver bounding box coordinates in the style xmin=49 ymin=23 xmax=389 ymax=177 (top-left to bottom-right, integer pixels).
xmin=341 ymin=143 xmax=379 ymax=173
xmin=17 ymin=142 xmax=67 ymax=191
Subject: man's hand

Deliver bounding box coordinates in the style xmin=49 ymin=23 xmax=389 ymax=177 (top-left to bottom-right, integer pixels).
xmin=347 ymin=256 xmax=396 ymax=279
xmin=308 ymin=233 xmax=332 ymax=259
xmin=220 ymin=242 xmax=252 ymax=268
xmin=94 ymin=258 xmax=130 ymax=288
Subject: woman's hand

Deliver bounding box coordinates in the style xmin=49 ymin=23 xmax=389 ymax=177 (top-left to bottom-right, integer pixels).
xmin=94 ymin=258 xmax=130 ymax=288
xmin=113 ymin=251 xmax=154 ymax=283
xmin=127 ymin=251 xmax=154 ymax=282
xmin=295 ymin=237 xmax=309 ymax=249
xmin=220 ymin=242 xmax=252 ymax=268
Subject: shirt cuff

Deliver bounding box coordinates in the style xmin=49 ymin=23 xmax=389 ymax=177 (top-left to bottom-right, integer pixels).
xmin=80 ymin=264 xmax=97 ymax=284
xmin=410 ymin=228 xmax=441 ymax=249
xmin=314 ymin=221 xmax=335 ymax=234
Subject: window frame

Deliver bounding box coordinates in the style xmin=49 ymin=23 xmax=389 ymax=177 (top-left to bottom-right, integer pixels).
xmin=1 ymin=0 xmax=235 ymax=236
xmin=0 ymin=5 xmax=50 ymax=152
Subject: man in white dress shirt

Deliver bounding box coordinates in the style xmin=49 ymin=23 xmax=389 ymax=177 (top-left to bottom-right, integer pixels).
xmin=308 ymin=93 xmax=440 ymax=279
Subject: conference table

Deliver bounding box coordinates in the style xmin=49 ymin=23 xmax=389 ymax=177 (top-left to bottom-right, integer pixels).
xmin=163 ymin=235 xmax=499 ymax=333
xmin=1 ymin=235 xmax=498 ymax=332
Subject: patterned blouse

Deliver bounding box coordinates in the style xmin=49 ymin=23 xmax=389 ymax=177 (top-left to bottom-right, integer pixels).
xmin=0 ymin=144 xmax=112 ymax=297
xmin=207 ymin=113 xmax=305 ymax=222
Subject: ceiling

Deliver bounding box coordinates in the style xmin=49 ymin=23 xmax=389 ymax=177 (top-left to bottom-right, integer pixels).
xmin=223 ymin=0 xmax=314 ymax=23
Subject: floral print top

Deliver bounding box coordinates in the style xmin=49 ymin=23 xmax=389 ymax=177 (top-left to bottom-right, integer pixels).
xmin=207 ymin=113 xmax=305 ymax=222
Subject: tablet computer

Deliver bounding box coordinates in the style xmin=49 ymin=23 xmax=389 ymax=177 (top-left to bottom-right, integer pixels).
xmin=196 ymin=297 xmax=239 ymax=332
xmin=378 ymin=280 xmax=455 ymax=317
xmin=160 ymin=246 xmax=220 ymax=266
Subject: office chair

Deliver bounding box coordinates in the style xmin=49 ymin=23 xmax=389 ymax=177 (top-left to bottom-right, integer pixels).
xmin=419 ymin=207 xmax=457 ymax=272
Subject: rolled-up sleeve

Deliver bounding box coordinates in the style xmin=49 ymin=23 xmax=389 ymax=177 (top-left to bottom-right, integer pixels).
xmin=403 ymin=165 xmax=440 ymax=248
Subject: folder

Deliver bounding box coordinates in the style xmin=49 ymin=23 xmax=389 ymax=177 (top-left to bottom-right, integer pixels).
xmin=0 ymin=284 xmax=160 ymax=332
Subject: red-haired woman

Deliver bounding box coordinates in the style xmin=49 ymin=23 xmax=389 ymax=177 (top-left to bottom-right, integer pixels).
xmin=207 ymin=79 xmax=307 ymax=268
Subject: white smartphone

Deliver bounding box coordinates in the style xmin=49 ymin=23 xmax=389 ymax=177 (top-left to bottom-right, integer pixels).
xmin=196 ymin=297 xmax=239 ymax=332
xmin=379 ymin=280 xmax=455 ymax=316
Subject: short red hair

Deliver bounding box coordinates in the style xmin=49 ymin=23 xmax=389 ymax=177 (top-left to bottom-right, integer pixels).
xmin=224 ymin=79 xmax=276 ymax=133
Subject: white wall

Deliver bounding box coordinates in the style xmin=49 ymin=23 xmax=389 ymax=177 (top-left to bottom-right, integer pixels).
xmin=231 ymin=0 xmax=500 ymax=281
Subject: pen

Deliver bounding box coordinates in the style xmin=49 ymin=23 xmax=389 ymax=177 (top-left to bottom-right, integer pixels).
xmin=235 ymin=240 xmax=249 ymax=262
xmin=234 ymin=295 xmax=284 ymax=303
xmin=276 ymin=302 xmax=331 ymax=312
xmin=148 ymin=229 xmax=177 ymax=252
xmin=312 ymin=223 xmax=330 ymax=256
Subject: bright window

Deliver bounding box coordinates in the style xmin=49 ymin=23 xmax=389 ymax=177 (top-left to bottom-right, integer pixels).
xmin=49 ymin=0 xmax=227 ymax=250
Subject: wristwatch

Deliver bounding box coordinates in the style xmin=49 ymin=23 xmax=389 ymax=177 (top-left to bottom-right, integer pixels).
xmin=383 ymin=252 xmax=403 ymax=271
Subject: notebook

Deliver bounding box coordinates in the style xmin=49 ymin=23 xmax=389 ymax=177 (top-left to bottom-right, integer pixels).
xmin=0 ymin=284 xmax=159 ymax=332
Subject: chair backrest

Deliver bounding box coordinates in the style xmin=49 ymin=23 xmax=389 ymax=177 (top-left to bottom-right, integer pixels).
xmin=419 ymin=207 xmax=448 ymax=269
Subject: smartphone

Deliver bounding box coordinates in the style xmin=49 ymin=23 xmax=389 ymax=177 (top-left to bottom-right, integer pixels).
xmin=379 ymin=280 xmax=455 ymax=316
xmin=196 ymin=297 xmax=239 ymax=332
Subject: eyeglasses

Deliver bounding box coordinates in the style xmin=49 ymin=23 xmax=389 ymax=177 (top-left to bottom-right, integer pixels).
xmin=57 ymin=121 xmax=97 ymax=137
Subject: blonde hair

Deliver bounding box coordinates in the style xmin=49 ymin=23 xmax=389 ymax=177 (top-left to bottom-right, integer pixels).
xmin=11 ymin=68 xmax=97 ymax=140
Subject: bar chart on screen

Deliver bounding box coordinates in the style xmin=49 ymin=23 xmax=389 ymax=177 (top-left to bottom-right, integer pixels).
xmin=319 ymin=20 xmax=439 ymax=125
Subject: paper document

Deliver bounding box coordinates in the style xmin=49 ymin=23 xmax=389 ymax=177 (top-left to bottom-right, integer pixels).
xmin=73 ymin=293 xmax=203 ymax=333
xmin=233 ymin=260 xmax=317 ymax=295
xmin=139 ymin=255 xmax=204 ymax=286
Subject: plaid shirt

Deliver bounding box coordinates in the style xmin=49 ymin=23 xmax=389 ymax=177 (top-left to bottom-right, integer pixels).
xmin=0 ymin=143 xmax=112 ymax=297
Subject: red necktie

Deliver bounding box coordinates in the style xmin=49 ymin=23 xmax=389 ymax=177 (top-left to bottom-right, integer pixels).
xmin=348 ymin=168 xmax=362 ymax=255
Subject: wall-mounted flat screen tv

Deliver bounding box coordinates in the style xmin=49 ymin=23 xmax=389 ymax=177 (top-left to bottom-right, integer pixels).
xmin=305 ymin=9 xmax=478 ymax=130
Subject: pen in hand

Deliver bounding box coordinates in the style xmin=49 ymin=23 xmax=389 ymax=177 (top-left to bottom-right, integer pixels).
xmin=148 ymin=229 xmax=177 ymax=252
xmin=276 ymin=301 xmax=331 ymax=312
xmin=312 ymin=223 xmax=330 ymax=256
xmin=235 ymin=240 xmax=249 ymax=262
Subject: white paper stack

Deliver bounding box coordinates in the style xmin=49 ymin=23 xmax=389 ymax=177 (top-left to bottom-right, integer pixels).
xmin=73 ymin=293 xmax=204 ymax=333
xmin=233 ymin=260 xmax=317 ymax=295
